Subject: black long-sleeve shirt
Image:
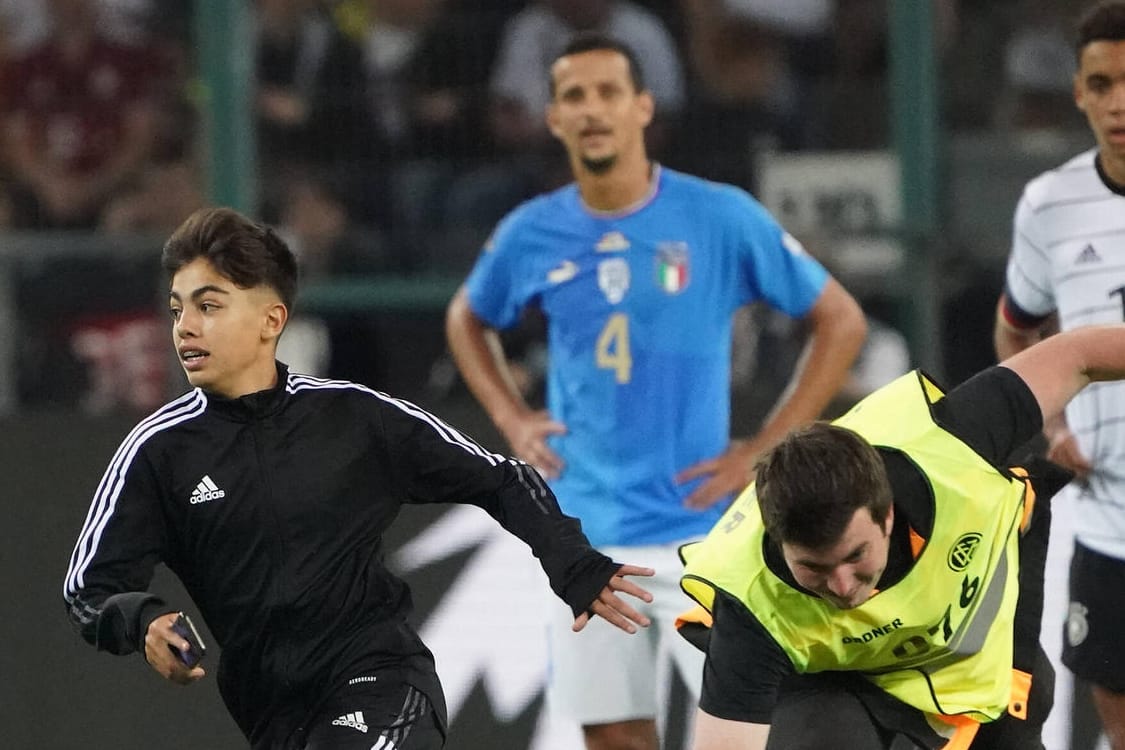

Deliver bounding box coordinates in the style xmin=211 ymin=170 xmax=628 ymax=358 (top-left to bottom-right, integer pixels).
xmin=63 ymin=363 xmax=621 ymax=744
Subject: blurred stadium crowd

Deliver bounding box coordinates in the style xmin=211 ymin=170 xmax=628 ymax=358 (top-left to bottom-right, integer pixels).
xmin=0 ymin=0 xmax=1088 ymax=264
xmin=0 ymin=0 xmax=1094 ymax=413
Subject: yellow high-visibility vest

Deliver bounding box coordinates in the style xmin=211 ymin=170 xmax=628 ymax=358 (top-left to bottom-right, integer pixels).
xmin=681 ymin=371 xmax=1030 ymax=723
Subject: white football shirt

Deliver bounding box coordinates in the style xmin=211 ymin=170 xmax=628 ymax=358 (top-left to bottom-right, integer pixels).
xmin=1005 ymin=148 xmax=1125 ymax=559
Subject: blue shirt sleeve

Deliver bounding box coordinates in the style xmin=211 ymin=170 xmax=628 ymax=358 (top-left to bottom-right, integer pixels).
xmin=463 ymin=209 xmax=530 ymax=330
xmin=723 ymin=187 xmax=828 ymax=316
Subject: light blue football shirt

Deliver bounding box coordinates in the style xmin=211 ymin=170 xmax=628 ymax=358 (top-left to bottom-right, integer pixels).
xmin=465 ymin=166 xmax=828 ymax=546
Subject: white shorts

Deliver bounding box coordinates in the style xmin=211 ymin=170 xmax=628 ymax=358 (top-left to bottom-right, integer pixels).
xmin=545 ymin=542 xmax=704 ymax=726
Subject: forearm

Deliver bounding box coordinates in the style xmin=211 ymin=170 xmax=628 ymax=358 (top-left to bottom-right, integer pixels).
xmin=1004 ymin=324 xmax=1125 ymax=422
xmin=64 ymin=456 xmax=170 ymax=655
xmin=691 ymin=709 xmax=769 ymax=750
xmin=392 ymin=386 xmax=613 ymax=616
xmin=484 ymin=465 xmax=620 ymax=617
xmin=445 ymin=288 xmax=532 ymax=432
xmin=67 ymin=590 xmax=169 ymax=655
xmin=756 ymin=279 xmax=866 ymax=444
xmin=994 ymin=323 xmax=1040 ymax=363
xmin=994 ymin=300 xmax=1073 ymax=446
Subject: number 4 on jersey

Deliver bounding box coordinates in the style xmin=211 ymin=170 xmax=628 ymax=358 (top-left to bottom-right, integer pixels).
xmin=596 ymin=313 xmax=632 ymax=384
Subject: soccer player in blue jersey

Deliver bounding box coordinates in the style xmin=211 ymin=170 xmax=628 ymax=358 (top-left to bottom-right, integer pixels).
xmin=444 ymin=34 xmax=867 ymax=750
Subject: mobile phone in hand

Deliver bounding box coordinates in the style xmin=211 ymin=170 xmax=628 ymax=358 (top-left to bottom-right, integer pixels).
xmin=168 ymin=611 xmax=207 ymax=668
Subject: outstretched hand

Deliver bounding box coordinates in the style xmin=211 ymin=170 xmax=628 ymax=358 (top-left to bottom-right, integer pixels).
xmin=144 ymin=612 xmax=206 ymax=685
xmin=572 ymin=564 xmax=655 ymax=634
xmin=499 ymin=409 xmax=567 ymax=479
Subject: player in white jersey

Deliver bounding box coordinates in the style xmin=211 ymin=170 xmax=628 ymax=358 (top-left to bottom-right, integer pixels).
xmin=994 ymin=3 xmax=1125 ymax=748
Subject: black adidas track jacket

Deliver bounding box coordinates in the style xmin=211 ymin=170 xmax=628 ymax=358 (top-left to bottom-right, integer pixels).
xmin=63 ymin=363 xmax=621 ymax=746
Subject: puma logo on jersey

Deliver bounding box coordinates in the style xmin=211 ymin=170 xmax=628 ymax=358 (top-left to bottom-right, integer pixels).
xmin=547 ymin=260 xmax=579 ymax=284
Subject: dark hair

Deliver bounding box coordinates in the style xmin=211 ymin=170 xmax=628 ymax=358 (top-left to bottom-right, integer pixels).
xmin=549 ymin=32 xmax=646 ymax=98
xmin=1077 ymin=1 xmax=1125 ymax=59
xmin=162 ymin=207 xmax=298 ymax=309
xmin=755 ymin=423 xmax=893 ymax=549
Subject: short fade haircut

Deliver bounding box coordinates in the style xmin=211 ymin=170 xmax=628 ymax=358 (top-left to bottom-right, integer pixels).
xmin=162 ymin=207 xmax=298 ymax=310
xmin=549 ymin=32 xmax=646 ymax=98
xmin=755 ymin=422 xmax=893 ymax=549
xmin=1077 ymin=1 xmax=1125 ymax=59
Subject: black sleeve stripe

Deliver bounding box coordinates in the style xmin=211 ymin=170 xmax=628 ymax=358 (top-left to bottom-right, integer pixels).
xmin=511 ymin=460 xmax=552 ymax=514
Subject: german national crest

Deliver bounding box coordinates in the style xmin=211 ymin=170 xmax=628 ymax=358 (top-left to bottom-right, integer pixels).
xmin=655 ymin=242 xmax=689 ymax=294
xmin=947 ymin=533 xmax=982 ymax=572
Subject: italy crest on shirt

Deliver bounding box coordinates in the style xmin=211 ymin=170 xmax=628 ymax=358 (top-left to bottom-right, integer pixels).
xmin=655 ymin=242 xmax=690 ymax=294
